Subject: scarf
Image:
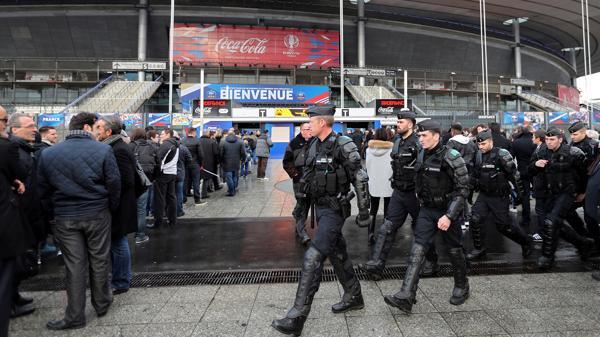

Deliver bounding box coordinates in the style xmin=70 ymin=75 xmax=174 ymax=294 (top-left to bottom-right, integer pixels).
xmin=102 ymin=134 xmax=122 ymax=146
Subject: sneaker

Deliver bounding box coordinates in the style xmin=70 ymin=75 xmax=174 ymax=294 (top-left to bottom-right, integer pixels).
xmin=263 ymin=177 xmax=269 ymax=181
xmin=532 ymin=233 xmax=543 ymax=242
xmin=135 ymin=235 xmax=150 ymax=244
xmin=195 ymin=199 xmax=207 ymax=205
xmin=462 ymin=221 xmax=469 ymax=231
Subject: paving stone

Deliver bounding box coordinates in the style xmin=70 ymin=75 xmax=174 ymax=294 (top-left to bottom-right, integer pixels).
xmin=485 ymin=308 xmax=553 ymax=334
xmin=395 ymin=312 xmax=456 ymax=337
xmin=441 ymin=311 xmax=506 ymax=336
xmin=535 ymin=306 xmax=600 ymax=331
xmin=153 ymin=302 xmax=209 ymax=323
xmin=256 ymin=283 xmax=297 ymax=301
xmin=214 ymin=284 xmax=259 ymax=301
xmin=169 ymin=285 xmax=219 ymax=303
xmin=346 ymin=314 xmax=401 ymax=337
xmin=139 ymin=323 xmax=197 ymax=337
xmin=467 ymin=290 xmax=525 ymax=310
xmin=202 ymin=298 xmax=254 ymax=322
xmin=97 ymin=303 xmax=164 ymax=325
xmin=192 ymin=320 xmax=247 ymax=337
xmin=111 ymin=287 xmax=177 ymax=305
xmin=428 ymin=291 xmax=483 ymax=312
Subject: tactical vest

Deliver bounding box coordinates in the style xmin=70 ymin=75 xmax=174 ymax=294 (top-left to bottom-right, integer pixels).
xmin=390 ymin=133 xmax=419 ymax=191
xmin=415 ymin=146 xmax=454 ymax=209
xmin=475 ymin=148 xmax=509 ymax=196
xmin=574 ymin=137 xmax=598 ymax=169
xmin=545 ymin=145 xmax=576 ymax=194
xmin=306 ymin=134 xmax=351 ymax=200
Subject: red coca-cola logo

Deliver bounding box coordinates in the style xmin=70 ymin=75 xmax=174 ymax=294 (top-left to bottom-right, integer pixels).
xmin=215 ymin=37 xmax=268 ymax=54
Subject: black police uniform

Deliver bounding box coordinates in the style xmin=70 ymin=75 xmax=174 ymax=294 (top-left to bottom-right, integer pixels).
xmin=384 ymin=120 xmax=471 ymax=314
xmin=272 ymin=105 xmax=371 ymax=336
xmin=466 ymin=130 xmax=532 ymax=261
xmin=565 ymin=121 xmax=600 ymax=244
xmin=529 ymin=128 xmax=594 ymax=270
xmin=282 ymin=131 xmax=312 ymax=244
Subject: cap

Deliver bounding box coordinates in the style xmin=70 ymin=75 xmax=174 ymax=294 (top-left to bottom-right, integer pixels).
xmin=397 ymin=110 xmax=416 ymax=121
xmin=476 ymin=129 xmax=492 ymax=142
xmin=417 ymin=119 xmax=442 ymax=134
xmin=545 ymin=127 xmax=563 ymax=137
xmin=568 ymin=121 xmax=586 ymax=134
xmin=307 ymin=104 xmax=336 ymax=117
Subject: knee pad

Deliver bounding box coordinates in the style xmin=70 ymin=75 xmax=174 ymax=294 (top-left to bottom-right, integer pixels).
xmin=470 ymin=214 xmax=482 ymax=227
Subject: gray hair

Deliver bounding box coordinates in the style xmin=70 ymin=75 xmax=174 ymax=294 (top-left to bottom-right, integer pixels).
xmin=100 ymin=116 xmax=123 ymax=136
xmin=587 ymin=129 xmax=599 ymax=140
xmin=7 ymin=113 xmax=31 ymax=132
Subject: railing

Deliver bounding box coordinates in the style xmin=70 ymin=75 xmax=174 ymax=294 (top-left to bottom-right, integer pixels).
xmin=384 ymin=83 xmax=428 ymax=116
xmin=59 ymin=75 xmax=113 ymax=114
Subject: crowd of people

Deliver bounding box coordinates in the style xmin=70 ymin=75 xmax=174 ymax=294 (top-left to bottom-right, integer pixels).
xmin=0 ymin=106 xmax=274 ymax=335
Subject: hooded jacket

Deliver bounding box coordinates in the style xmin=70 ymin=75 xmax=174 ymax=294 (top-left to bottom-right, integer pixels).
xmin=365 ymin=139 xmax=394 ymax=197
xmin=220 ymin=134 xmax=246 ymax=172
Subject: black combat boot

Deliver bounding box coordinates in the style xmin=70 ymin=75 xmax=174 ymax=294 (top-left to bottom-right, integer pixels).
xmin=359 ymin=219 xmax=396 ymax=281
xmin=368 ymin=215 xmax=377 ymax=246
xmin=560 ymin=224 xmax=595 ymax=261
xmin=330 ymin=237 xmax=364 ymax=313
xmin=448 ymin=248 xmax=470 ymax=305
xmin=421 ymin=246 xmax=439 ymax=277
xmin=537 ymin=219 xmax=558 ymax=270
xmin=466 ymin=217 xmax=486 ymax=260
xmin=500 ymin=225 xmax=533 ymax=258
xmin=383 ymin=243 xmax=426 ymax=314
xmin=272 ymin=246 xmax=324 ymax=336
xmin=295 ymin=219 xmax=311 ymax=246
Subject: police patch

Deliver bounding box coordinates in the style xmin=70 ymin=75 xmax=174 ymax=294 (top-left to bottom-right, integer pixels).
xmin=449 ymin=149 xmax=461 ymax=158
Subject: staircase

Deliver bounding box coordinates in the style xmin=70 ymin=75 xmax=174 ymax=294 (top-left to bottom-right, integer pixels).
xmin=346 ymin=83 xmax=396 ymax=107
xmin=516 ymin=91 xmax=575 ymax=112
xmin=75 ymin=80 xmax=161 ymax=114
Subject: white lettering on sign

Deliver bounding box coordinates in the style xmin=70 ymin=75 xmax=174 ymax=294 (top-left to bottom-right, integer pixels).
xmin=378 ymin=107 xmax=395 ymax=114
xmin=220 ymin=86 xmax=294 ymax=102
xmin=215 ymin=37 xmax=268 ymax=54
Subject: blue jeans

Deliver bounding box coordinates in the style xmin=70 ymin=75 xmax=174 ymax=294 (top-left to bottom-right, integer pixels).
xmin=240 ymin=161 xmax=249 ymax=177
xmin=146 ymin=184 xmax=154 ymax=215
xmin=176 ymin=180 xmax=184 ymax=215
xmin=251 ymin=149 xmax=257 ymax=164
xmin=224 ymin=171 xmax=238 ymax=195
xmin=136 ymin=190 xmax=149 ymax=238
xmin=110 ymin=235 xmax=131 ymax=290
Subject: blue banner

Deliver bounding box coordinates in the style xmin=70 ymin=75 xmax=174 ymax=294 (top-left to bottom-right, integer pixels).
xmin=548 ymin=111 xmax=569 ymax=125
xmin=38 ymin=113 xmax=65 ymax=127
xmin=148 ymin=113 xmax=171 ymax=127
xmin=502 ymin=112 xmax=524 ymax=125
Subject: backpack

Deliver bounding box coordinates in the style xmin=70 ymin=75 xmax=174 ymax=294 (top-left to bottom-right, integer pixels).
xmin=247 ymin=137 xmax=256 ymax=150
xmin=134 ymin=142 xmax=157 ymax=180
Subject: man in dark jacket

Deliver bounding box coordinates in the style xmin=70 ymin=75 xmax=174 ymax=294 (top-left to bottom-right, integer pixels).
xmin=176 ymin=132 xmax=203 ymax=217
xmin=38 ymin=112 xmax=121 ymax=330
xmin=151 ymin=128 xmax=179 ymax=228
xmin=220 ymin=129 xmax=246 ymax=196
xmin=283 ymin=123 xmax=312 ymax=244
xmin=511 ymin=126 xmax=537 ymax=228
xmin=0 ymin=106 xmax=28 ymax=337
xmin=183 ymin=128 xmax=204 ymax=204
xmin=199 ymin=130 xmax=221 ymax=198
xmin=94 ymin=116 xmax=137 ymax=295
xmin=7 ymin=113 xmax=44 ymax=319
xmin=488 ymin=122 xmax=511 ymax=151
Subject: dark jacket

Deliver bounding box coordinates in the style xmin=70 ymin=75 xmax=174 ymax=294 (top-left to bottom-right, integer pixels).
xmin=177 ymin=142 xmax=194 ymax=182
xmin=585 ymin=158 xmax=600 ymax=222
xmin=38 ymin=130 xmax=122 ymax=218
xmin=199 ymin=135 xmax=219 ymax=179
xmin=129 ymin=139 xmax=159 ymax=181
xmin=157 ymin=137 xmax=179 ymax=176
xmin=492 ymin=131 xmax=512 ymax=152
xmin=283 ymin=132 xmax=310 ymax=183
xmin=220 ymin=134 xmax=246 ymax=172
xmin=255 ymin=134 xmax=273 ymax=158
xmin=107 ymin=137 xmax=138 ymax=239
xmin=0 ymin=137 xmax=28 ymax=259
xmin=11 ymin=136 xmax=45 ymax=244
xmin=511 ymin=130 xmax=536 ymax=177
xmin=183 ymin=136 xmax=203 ymax=166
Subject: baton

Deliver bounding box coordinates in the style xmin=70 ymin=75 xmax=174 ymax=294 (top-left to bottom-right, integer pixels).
xmin=310 ymin=201 xmax=315 ymax=229
xmin=200 ymin=167 xmax=220 ymax=178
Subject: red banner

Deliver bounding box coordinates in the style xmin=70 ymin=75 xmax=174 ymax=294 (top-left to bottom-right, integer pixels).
xmin=557 ymin=84 xmax=580 ymax=110
xmin=174 ymin=24 xmax=339 ymax=68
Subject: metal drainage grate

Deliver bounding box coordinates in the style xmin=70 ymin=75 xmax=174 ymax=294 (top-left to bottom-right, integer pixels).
xmin=20 ymin=258 xmax=598 ymax=292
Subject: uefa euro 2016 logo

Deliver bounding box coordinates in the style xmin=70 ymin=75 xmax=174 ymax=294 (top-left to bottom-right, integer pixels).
xmin=283 ymin=35 xmax=300 ymax=57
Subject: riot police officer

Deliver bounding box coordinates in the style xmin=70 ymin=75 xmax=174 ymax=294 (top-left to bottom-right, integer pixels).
xmin=530 ymin=127 xmax=594 ymax=270
xmin=282 ymin=122 xmax=312 ymax=245
xmin=272 ymin=105 xmax=371 ymax=336
xmin=565 ymin=121 xmax=600 ymax=246
xmin=384 ymin=119 xmax=470 ymax=314
xmin=359 ymin=110 xmax=438 ymax=280
xmin=466 ymin=130 xmax=532 ymax=260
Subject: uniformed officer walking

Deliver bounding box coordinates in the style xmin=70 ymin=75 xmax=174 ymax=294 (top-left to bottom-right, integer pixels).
xmin=359 ymin=110 xmax=438 ymax=280
xmin=272 ymin=105 xmax=371 ymax=336
xmin=529 ymin=127 xmax=594 ymax=270
xmin=282 ymin=122 xmax=312 ymax=245
xmin=384 ymin=119 xmax=470 ymax=314
xmin=466 ymin=129 xmax=533 ymax=260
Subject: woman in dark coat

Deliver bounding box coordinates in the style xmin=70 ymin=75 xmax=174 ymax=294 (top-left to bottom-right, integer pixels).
xmin=199 ymin=130 xmax=220 ymax=197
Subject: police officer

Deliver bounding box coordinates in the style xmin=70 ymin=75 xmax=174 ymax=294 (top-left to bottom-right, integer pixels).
xmin=272 ymin=105 xmax=371 ymax=336
xmin=565 ymin=121 xmax=600 ymax=246
xmin=466 ymin=129 xmax=532 ymax=260
xmin=530 ymin=127 xmax=594 ymax=270
xmin=359 ymin=110 xmax=438 ymax=280
xmin=384 ymin=119 xmax=470 ymax=314
xmin=282 ymin=122 xmax=312 ymax=245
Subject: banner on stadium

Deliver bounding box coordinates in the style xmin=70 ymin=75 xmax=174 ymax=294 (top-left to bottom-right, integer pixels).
xmin=174 ymin=24 xmax=339 ymax=68
xmin=274 ymin=108 xmax=308 ymax=117
xmin=548 ymin=111 xmax=570 ymax=125
xmin=569 ymin=109 xmax=589 ymax=123
xmin=172 ymin=113 xmax=192 ymax=126
xmin=119 ymin=113 xmax=143 ymax=129
xmin=192 ymin=100 xmax=232 ymax=117
xmin=181 ymin=83 xmax=330 ymax=107
xmin=375 ymin=99 xmax=413 ymax=115
xmin=148 ymin=113 xmax=171 ymax=127
xmin=524 ymin=112 xmax=544 ymax=130
xmin=557 ymin=84 xmax=580 ymax=110
xmin=38 ymin=113 xmax=65 ymax=127
xmin=502 ymin=112 xmax=525 ymax=125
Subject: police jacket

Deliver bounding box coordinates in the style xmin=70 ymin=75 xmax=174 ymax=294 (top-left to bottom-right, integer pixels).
xmin=390 ymin=132 xmax=420 ymax=191
xmin=571 ymin=136 xmax=598 ymax=170
xmin=415 ymin=142 xmax=469 ymax=221
xmin=446 ymin=134 xmax=477 ymax=173
xmin=303 ymin=132 xmax=369 ymax=212
xmin=473 ymin=147 xmax=522 ymax=197
xmin=282 ymin=132 xmax=310 ymax=183
xmin=528 ymin=143 xmax=587 ymax=196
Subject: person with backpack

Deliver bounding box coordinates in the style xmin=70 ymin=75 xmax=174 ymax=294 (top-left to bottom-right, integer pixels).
xmin=256 ymin=130 xmax=273 ymax=180
xmin=150 ymin=128 xmax=179 ymax=229
xmin=129 ymin=128 xmax=158 ymax=244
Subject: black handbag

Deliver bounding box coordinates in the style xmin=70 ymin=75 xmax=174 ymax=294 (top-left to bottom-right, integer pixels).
xmin=134 ymin=160 xmax=152 ymax=197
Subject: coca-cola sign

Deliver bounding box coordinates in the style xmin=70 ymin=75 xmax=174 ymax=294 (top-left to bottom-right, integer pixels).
xmin=375 ymin=99 xmax=413 ymax=116
xmin=174 ymin=24 xmax=339 ymax=68
xmin=192 ymin=99 xmax=232 ymax=117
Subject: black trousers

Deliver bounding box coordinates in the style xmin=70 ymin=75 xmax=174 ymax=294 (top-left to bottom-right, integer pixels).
xmin=521 ymin=175 xmax=532 ymax=226
xmin=0 ymin=258 xmax=14 ymax=337
xmin=153 ymin=174 xmax=177 ymax=227
xmin=414 ymin=207 xmax=463 ymax=250
xmin=370 ymin=196 xmax=391 ymax=217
